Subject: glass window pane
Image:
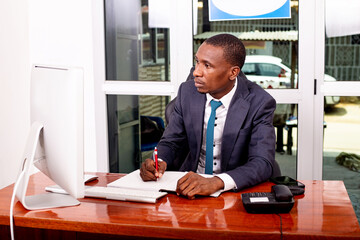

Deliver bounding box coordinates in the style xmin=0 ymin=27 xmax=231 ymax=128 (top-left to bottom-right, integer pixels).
xmin=274 ymin=104 xmax=298 ymax=179
xmin=105 ymin=0 xmax=170 ymax=81
xmin=194 ymin=0 xmax=298 ymax=89
xmin=258 ymin=63 xmax=282 ymax=77
xmin=323 ymin=97 xmax=360 ymax=224
xmin=107 ymin=95 xmax=170 ymax=173
xmin=325 ymin=34 xmax=360 ymax=81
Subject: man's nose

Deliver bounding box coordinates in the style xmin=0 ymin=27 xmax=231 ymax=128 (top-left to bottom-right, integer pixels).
xmin=193 ymin=65 xmax=202 ymax=77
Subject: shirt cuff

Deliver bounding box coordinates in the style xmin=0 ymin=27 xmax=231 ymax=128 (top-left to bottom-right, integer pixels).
xmin=216 ymin=173 xmax=237 ymax=192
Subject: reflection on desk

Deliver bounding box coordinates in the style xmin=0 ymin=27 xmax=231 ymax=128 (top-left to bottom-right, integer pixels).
xmin=0 ymin=172 xmax=359 ymax=240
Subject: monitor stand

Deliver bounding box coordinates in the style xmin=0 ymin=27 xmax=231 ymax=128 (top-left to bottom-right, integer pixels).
xmin=14 ymin=122 xmax=80 ymax=210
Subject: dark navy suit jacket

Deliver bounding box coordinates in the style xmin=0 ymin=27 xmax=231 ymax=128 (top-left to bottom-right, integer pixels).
xmin=157 ymin=68 xmax=276 ymax=191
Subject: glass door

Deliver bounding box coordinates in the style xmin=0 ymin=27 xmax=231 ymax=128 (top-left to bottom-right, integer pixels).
xmin=193 ymin=0 xmax=318 ymax=179
xmin=93 ymin=0 xmax=193 ymax=172
xmin=313 ymin=0 xmax=360 ymax=223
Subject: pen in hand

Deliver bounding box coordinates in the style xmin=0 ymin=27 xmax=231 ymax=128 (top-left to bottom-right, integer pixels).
xmin=154 ymin=147 xmax=159 ymax=179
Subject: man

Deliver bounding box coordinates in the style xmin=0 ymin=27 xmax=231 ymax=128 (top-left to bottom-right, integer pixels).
xmin=140 ymin=33 xmax=276 ymax=199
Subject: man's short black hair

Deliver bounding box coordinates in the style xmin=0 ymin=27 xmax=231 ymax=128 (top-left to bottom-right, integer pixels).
xmin=204 ymin=33 xmax=246 ymax=69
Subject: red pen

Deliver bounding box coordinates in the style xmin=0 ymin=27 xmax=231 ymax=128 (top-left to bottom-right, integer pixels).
xmin=154 ymin=147 xmax=159 ymax=179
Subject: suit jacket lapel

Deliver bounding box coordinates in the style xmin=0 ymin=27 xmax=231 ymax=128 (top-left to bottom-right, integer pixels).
xmin=221 ymin=75 xmax=250 ymax=170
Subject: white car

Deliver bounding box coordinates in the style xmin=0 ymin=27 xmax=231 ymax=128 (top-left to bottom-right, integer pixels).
xmin=242 ymin=55 xmax=340 ymax=108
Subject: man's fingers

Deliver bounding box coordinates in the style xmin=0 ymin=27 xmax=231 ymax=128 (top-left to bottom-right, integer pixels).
xmin=156 ymin=161 xmax=167 ymax=178
xmin=176 ymin=172 xmax=221 ymax=199
xmin=176 ymin=172 xmax=196 ymax=197
xmin=145 ymin=158 xmax=156 ymax=171
xmin=184 ymin=186 xmax=198 ymax=199
xmin=180 ymin=183 xmax=197 ymax=199
xmin=140 ymin=166 xmax=156 ymax=181
xmin=140 ymin=158 xmax=168 ymax=180
xmin=140 ymin=159 xmax=157 ymax=181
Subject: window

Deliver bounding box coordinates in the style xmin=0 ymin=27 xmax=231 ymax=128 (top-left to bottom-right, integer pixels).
xmin=104 ymin=0 xmax=170 ymax=82
xmin=258 ymin=63 xmax=283 ymax=77
xmin=194 ymin=0 xmax=299 ymax=177
xmin=104 ymin=0 xmax=172 ymax=173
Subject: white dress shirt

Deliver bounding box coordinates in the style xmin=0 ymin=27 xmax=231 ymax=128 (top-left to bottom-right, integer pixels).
xmin=196 ymin=79 xmax=238 ymax=192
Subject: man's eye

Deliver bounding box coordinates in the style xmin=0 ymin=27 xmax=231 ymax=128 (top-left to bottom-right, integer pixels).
xmin=205 ymin=63 xmax=210 ymax=68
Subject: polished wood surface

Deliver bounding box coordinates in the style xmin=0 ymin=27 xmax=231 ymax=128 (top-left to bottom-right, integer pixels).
xmin=0 ymin=172 xmax=359 ymax=239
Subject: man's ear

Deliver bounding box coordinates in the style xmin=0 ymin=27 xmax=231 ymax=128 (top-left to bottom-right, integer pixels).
xmin=229 ymin=66 xmax=240 ymax=80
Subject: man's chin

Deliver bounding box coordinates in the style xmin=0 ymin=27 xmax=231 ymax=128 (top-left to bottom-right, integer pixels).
xmin=196 ymin=88 xmax=207 ymax=94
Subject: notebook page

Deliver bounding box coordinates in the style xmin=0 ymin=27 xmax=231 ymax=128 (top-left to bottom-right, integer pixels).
xmin=107 ymin=169 xmax=222 ymax=197
xmin=107 ymin=169 xmax=186 ymax=192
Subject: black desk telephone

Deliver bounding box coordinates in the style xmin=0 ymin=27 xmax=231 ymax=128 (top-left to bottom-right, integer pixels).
xmin=241 ymin=185 xmax=295 ymax=213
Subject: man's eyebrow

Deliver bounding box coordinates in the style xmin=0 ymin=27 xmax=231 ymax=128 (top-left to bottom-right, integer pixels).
xmin=194 ymin=56 xmax=212 ymax=65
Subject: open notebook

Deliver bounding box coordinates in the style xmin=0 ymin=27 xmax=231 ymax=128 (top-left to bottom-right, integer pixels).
xmin=107 ymin=169 xmax=222 ymax=197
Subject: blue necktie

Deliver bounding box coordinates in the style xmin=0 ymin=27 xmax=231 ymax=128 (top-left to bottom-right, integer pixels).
xmin=205 ymin=100 xmax=222 ymax=174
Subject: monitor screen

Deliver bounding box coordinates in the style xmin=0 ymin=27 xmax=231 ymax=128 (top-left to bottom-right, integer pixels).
xmin=15 ymin=64 xmax=84 ymax=210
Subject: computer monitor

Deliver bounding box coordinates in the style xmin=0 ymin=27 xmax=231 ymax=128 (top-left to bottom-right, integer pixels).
xmin=15 ymin=64 xmax=85 ymax=210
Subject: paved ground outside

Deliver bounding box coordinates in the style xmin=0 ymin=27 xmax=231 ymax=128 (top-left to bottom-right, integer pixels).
xmin=324 ymin=102 xmax=360 ymax=155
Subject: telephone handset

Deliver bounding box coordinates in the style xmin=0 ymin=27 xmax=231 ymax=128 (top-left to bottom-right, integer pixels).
xmin=241 ymin=185 xmax=295 ymax=213
xmin=270 ymin=176 xmax=305 ymax=196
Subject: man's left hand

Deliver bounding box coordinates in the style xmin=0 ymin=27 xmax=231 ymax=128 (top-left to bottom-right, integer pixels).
xmin=176 ymin=172 xmax=224 ymax=199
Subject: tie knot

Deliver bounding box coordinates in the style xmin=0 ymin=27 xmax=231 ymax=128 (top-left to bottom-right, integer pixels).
xmin=210 ymin=100 xmax=222 ymax=111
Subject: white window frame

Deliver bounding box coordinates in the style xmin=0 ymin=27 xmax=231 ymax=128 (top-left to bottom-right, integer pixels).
xmin=267 ymin=0 xmax=317 ymax=180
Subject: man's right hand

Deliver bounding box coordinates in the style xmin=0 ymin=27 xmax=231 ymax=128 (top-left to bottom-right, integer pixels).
xmin=140 ymin=158 xmax=167 ymax=181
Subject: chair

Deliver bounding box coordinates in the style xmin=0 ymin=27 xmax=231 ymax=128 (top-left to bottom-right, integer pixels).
xmin=165 ymin=98 xmax=176 ymax=125
xmin=140 ymin=116 xmax=165 ymax=152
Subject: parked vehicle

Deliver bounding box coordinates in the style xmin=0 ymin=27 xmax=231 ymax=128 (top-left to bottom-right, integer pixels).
xmin=242 ymin=55 xmax=340 ymax=108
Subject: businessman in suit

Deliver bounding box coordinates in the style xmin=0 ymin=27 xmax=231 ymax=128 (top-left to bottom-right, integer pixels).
xmin=140 ymin=33 xmax=276 ymax=199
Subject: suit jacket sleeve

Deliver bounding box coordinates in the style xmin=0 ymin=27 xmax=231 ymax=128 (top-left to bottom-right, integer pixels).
xmin=156 ymin=83 xmax=191 ymax=167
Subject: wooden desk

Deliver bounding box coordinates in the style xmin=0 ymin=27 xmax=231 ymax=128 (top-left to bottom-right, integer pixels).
xmin=1 ymin=172 xmax=359 ymax=240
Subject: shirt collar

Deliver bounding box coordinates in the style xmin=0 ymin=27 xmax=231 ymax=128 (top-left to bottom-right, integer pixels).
xmin=206 ymin=77 xmax=238 ymax=110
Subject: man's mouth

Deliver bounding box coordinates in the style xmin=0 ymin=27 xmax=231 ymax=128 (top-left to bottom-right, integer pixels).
xmin=194 ymin=79 xmax=204 ymax=88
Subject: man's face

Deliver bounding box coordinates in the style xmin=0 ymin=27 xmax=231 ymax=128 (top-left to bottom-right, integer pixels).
xmin=193 ymin=43 xmax=238 ymax=99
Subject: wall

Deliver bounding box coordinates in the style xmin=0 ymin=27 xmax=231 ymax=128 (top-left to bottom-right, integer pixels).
xmin=0 ymin=0 xmax=98 ymax=189
xmin=28 ymin=0 xmax=97 ymax=172
xmin=0 ymin=0 xmax=30 ymax=189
